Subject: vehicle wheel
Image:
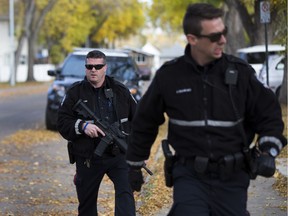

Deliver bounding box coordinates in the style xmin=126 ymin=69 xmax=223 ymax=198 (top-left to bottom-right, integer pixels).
xmin=45 ymin=108 xmax=57 ymax=131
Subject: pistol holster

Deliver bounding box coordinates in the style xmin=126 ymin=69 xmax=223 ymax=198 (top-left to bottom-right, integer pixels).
xmin=67 ymin=141 xmax=76 ymax=164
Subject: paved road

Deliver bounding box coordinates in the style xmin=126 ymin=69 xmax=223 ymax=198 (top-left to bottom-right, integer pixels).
xmin=0 ymin=94 xmax=46 ymax=135
xmin=0 ymin=84 xmax=48 ymax=137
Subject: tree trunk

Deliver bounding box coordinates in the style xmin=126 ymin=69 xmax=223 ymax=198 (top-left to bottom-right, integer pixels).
xmin=14 ymin=32 xmax=26 ymax=75
xmin=27 ymin=35 xmax=35 ymax=81
xmin=26 ymin=0 xmax=57 ymax=81
xmin=233 ymin=0 xmax=277 ymax=45
xmin=25 ymin=1 xmax=36 ymax=81
xmin=223 ymin=0 xmax=246 ymax=55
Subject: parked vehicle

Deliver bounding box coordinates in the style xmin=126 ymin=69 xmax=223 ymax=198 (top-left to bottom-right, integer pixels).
xmin=237 ymin=44 xmax=285 ymax=76
xmin=258 ymin=54 xmax=285 ymax=98
xmin=45 ymin=48 xmax=143 ymax=130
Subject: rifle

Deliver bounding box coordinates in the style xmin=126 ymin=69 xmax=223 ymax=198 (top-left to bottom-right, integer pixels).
xmin=73 ymin=99 xmax=153 ymax=175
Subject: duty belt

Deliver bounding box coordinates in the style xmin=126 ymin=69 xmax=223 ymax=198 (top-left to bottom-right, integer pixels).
xmin=177 ymin=152 xmax=245 ymax=179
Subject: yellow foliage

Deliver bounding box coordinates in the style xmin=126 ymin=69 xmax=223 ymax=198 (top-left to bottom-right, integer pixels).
xmin=1 ymin=129 xmax=60 ymax=147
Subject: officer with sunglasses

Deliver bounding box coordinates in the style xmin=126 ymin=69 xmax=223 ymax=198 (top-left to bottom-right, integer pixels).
xmin=57 ymin=50 xmax=137 ymax=216
xmin=126 ymin=3 xmax=286 ymax=216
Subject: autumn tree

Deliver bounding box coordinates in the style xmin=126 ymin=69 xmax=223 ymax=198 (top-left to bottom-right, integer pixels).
xmin=149 ymin=0 xmax=284 ymax=51
xmin=10 ymin=0 xmax=145 ymax=80
xmin=40 ymin=0 xmax=93 ymax=64
xmin=41 ymin=0 xmax=145 ymax=64
xmin=89 ymin=0 xmax=145 ymax=48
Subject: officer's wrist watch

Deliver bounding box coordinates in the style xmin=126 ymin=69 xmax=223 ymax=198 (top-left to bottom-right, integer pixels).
xmin=269 ymin=147 xmax=278 ymax=157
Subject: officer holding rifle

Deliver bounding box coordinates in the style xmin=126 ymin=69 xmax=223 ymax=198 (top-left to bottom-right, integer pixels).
xmin=57 ymin=50 xmax=137 ymax=216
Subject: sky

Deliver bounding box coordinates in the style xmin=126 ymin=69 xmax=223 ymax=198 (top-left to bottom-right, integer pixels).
xmin=139 ymin=0 xmax=152 ymax=6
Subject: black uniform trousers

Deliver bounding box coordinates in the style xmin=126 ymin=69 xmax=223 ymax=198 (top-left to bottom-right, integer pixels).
xmin=74 ymin=154 xmax=135 ymax=216
xmin=168 ymin=161 xmax=250 ymax=216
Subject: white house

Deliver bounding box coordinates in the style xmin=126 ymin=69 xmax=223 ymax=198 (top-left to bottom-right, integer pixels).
xmin=0 ymin=15 xmax=54 ymax=83
xmin=0 ymin=14 xmax=12 ymax=82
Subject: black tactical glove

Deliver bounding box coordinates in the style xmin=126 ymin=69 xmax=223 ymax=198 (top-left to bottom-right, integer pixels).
xmin=128 ymin=166 xmax=144 ymax=192
xmin=255 ymin=154 xmax=276 ymax=177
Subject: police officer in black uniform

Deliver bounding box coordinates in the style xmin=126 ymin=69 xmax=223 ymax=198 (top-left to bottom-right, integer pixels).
xmin=57 ymin=50 xmax=137 ymax=216
xmin=126 ymin=3 xmax=287 ymax=216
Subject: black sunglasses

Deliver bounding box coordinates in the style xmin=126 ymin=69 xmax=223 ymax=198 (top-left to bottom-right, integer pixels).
xmin=195 ymin=27 xmax=228 ymax=42
xmin=85 ymin=64 xmax=106 ymax=70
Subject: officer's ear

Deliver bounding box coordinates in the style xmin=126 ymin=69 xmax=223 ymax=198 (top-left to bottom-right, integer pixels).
xmin=186 ymin=34 xmax=198 ymax=45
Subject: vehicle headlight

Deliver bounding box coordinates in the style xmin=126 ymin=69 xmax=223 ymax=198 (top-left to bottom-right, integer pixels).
xmin=129 ymin=88 xmax=137 ymax=95
xmin=52 ymin=84 xmax=65 ymax=97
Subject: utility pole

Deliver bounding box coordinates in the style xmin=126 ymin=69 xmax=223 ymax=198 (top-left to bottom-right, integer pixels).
xmin=9 ymin=0 xmax=15 ymax=86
